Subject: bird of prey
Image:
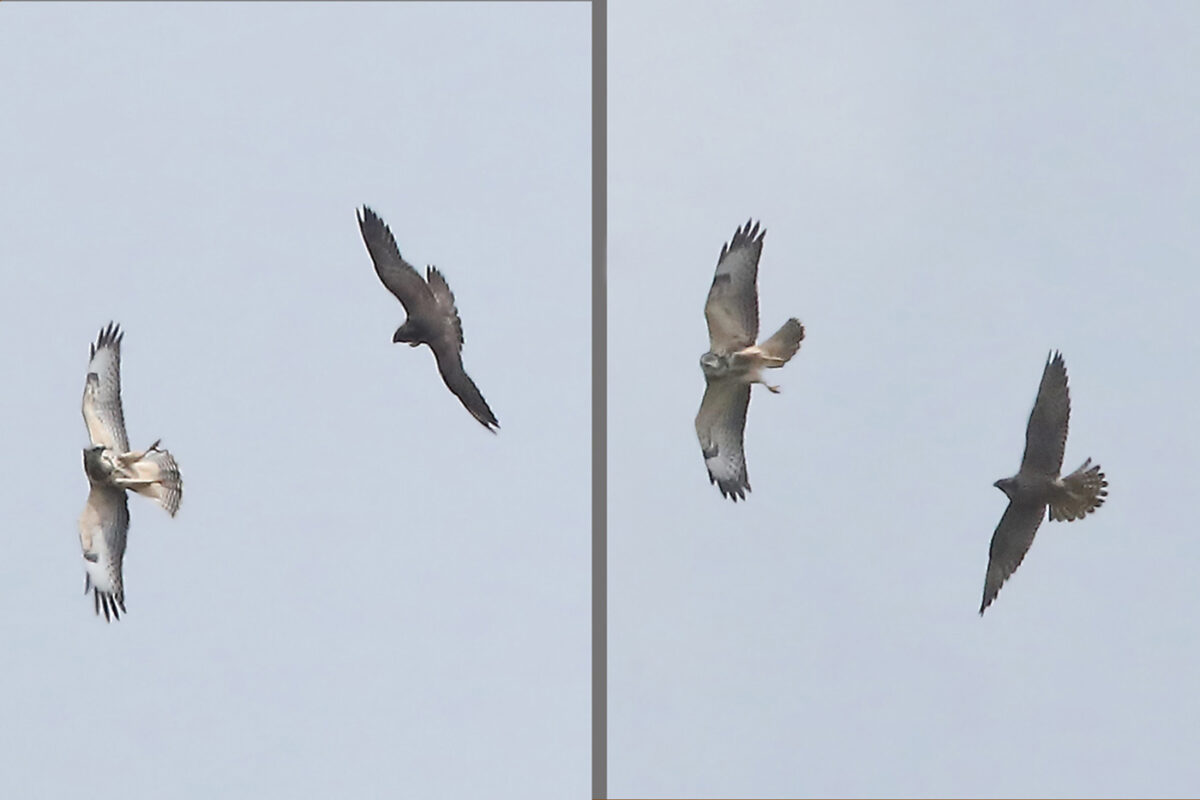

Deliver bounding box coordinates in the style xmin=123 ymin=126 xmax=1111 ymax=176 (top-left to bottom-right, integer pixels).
xmin=979 ymin=351 xmax=1108 ymax=614
xmin=356 ymin=206 xmax=499 ymax=432
xmin=695 ymin=219 xmax=805 ymax=501
xmin=78 ymin=322 xmax=183 ymax=621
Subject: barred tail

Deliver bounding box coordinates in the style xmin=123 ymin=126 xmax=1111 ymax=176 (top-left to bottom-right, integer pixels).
xmin=1049 ymin=458 xmax=1107 ymax=522
xmin=759 ymin=318 xmax=805 ymax=366
xmin=129 ymin=446 xmax=183 ymax=516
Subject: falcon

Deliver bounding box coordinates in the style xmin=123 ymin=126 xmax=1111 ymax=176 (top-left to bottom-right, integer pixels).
xmin=695 ymin=219 xmax=805 ymax=501
xmin=79 ymin=322 xmax=182 ymax=621
xmin=979 ymin=351 xmax=1108 ymax=614
xmin=357 ymin=206 xmax=499 ymax=432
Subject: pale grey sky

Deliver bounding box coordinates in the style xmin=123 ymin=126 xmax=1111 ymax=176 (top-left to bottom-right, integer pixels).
xmin=0 ymin=3 xmax=589 ymax=798
xmin=610 ymin=2 xmax=1200 ymax=797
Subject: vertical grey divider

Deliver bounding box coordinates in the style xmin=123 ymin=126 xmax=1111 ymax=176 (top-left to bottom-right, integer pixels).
xmin=591 ymin=0 xmax=607 ymax=797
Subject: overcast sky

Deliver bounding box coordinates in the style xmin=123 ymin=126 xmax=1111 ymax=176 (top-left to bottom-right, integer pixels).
xmin=610 ymin=2 xmax=1200 ymax=797
xmin=0 ymin=4 xmax=589 ymax=798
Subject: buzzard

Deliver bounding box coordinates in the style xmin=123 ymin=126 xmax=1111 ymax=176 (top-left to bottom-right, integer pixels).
xmin=79 ymin=323 xmax=182 ymax=621
xmin=357 ymin=206 xmax=499 ymax=432
xmin=980 ymin=351 xmax=1108 ymax=614
xmin=695 ymin=219 xmax=805 ymax=501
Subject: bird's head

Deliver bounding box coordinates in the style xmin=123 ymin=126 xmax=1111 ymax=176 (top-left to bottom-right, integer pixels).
xmin=699 ymin=351 xmax=726 ymax=379
xmin=393 ymin=320 xmax=423 ymax=346
xmin=993 ymin=476 xmax=1017 ymax=499
xmin=82 ymin=445 xmax=113 ymax=483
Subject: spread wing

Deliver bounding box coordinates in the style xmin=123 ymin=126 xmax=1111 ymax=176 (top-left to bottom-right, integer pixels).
xmin=425 ymin=265 xmax=498 ymax=431
xmin=79 ymin=485 xmax=129 ymax=622
xmin=979 ymin=499 xmax=1046 ymax=614
xmin=695 ymin=377 xmax=752 ymax=501
xmin=704 ymin=219 xmax=764 ymax=353
xmin=357 ymin=206 xmax=436 ymax=319
xmin=430 ymin=338 xmax=499 ymax=432
xmin=118 ymin=445 xmax=183 ymax=517
xmin=82 ymin=322 xmax=129 ymax=452
xmin=1019 ymin=351 xmax=1070 ymax=478
xmin=426 ymin=266 xmax=464 ymax=349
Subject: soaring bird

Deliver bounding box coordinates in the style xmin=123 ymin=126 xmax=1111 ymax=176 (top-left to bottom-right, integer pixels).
xmin=980 ymin=351 xmax=1108 ymax=614
xmin=357 ymin=206 xmax=499 ymax=432
xmin=695 ymin=219 xmax=805 ymax=501
xmin=79 ymin=323 xmax=182 ymax=621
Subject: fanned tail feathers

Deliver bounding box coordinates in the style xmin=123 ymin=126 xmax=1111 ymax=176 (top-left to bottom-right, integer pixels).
xmin=1049 ymin=458 xmax=1108 ymax=522
xmin=138 ymin=448 xmax=182 ymax=517
xmin=118 ymin=444 xmax=183 ymax=516
xmin=759 ymin=318 xmax=805 ymax=365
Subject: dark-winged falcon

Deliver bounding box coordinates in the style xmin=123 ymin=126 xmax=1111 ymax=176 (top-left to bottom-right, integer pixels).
xmin=357 ymin=206 xmax=499 ymax=432
xmin=980 ymin=351 xmax=1108 ymax=614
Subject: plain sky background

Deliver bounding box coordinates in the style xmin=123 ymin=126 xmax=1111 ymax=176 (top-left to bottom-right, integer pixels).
xmin=610 ymin=2 xmax=1200 ymax=798
xmin=0 ymin=4 xmax=589 ymax=798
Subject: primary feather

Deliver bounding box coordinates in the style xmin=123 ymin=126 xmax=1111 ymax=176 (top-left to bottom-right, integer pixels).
xmin=81 ymin=322 xmax=129 ymax=452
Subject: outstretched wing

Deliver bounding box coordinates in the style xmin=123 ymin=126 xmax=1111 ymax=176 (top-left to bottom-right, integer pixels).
xmin=429 ymin=337 xmax=499 ymax=432
xmin=426 ymin=266 xmax=464 ymax=349
xmin=979 ymin=499 xmax=1046 ymax=614
xmin=118 ymin=445 xmax=183 ymax=517
xmin=82 ymin=322 xmax=129 ymax=452
xmin=79 ymin=484 xmax=129 ymax=623
xmin=704 ymin=219 xmax=764 ymax=353
xmin=1020 ymin=351 xmax=1070 ymax=478
xmin=424 ymin=265 xmax=498 ymax=431
xmin=694 ymin=377 xmax=752 ymax=501
xmin=357 ymin=206 xmax=436 ymax=318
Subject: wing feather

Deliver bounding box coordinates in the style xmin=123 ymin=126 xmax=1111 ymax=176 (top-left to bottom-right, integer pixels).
xmin=704 ymin=220 xmax=764 ymax=353
xmin=79 ymin=485 xmax=129 ymax=622
xmin=979 ymin=499 xmax=1046 ymax=614
xmin=82 ymin=323 xmax=129 ymax=452
xmin=357 ymin=206 xmax=436 ymax=317
xmin=1020 ymin=351 xmax=1070 ymax=477
xmin=426 ymin=266 xmax=464 ymax=350
xmin=695 ymin=377 xmax=752 ymax=501
xmin=430 ymin=338 xmax=499 ymax=432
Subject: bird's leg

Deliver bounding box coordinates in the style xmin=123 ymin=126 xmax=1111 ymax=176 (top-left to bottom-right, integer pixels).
xmin=756 ymin=378 xmax=782 ymax=394
xmin=121 ymin=439 xmax=162 ymax=466
xmin=114 ymin=476 xmax=157 ymax=489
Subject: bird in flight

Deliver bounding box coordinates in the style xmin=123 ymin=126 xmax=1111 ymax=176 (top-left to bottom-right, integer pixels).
xmin=357 ymin=206 xmax=499 ymax=432
xmin=980 ymin=351 xmax=1108 ymax=614
xmin=695 ymin=219 xmax=805 ymax=501
xmin=79 ymin=322 xmax=182 ymax=621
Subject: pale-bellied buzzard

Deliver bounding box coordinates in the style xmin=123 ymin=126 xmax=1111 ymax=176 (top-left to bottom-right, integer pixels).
xmin=79 ymin=323 xmax=182 ymax=621
xmin=980 ymin=351 xmax=1108 ymax=614
xmin=357 ymin=206 xmax=499 ymax=432
xmin=695 ymin=220 xmax=805 ymax=501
